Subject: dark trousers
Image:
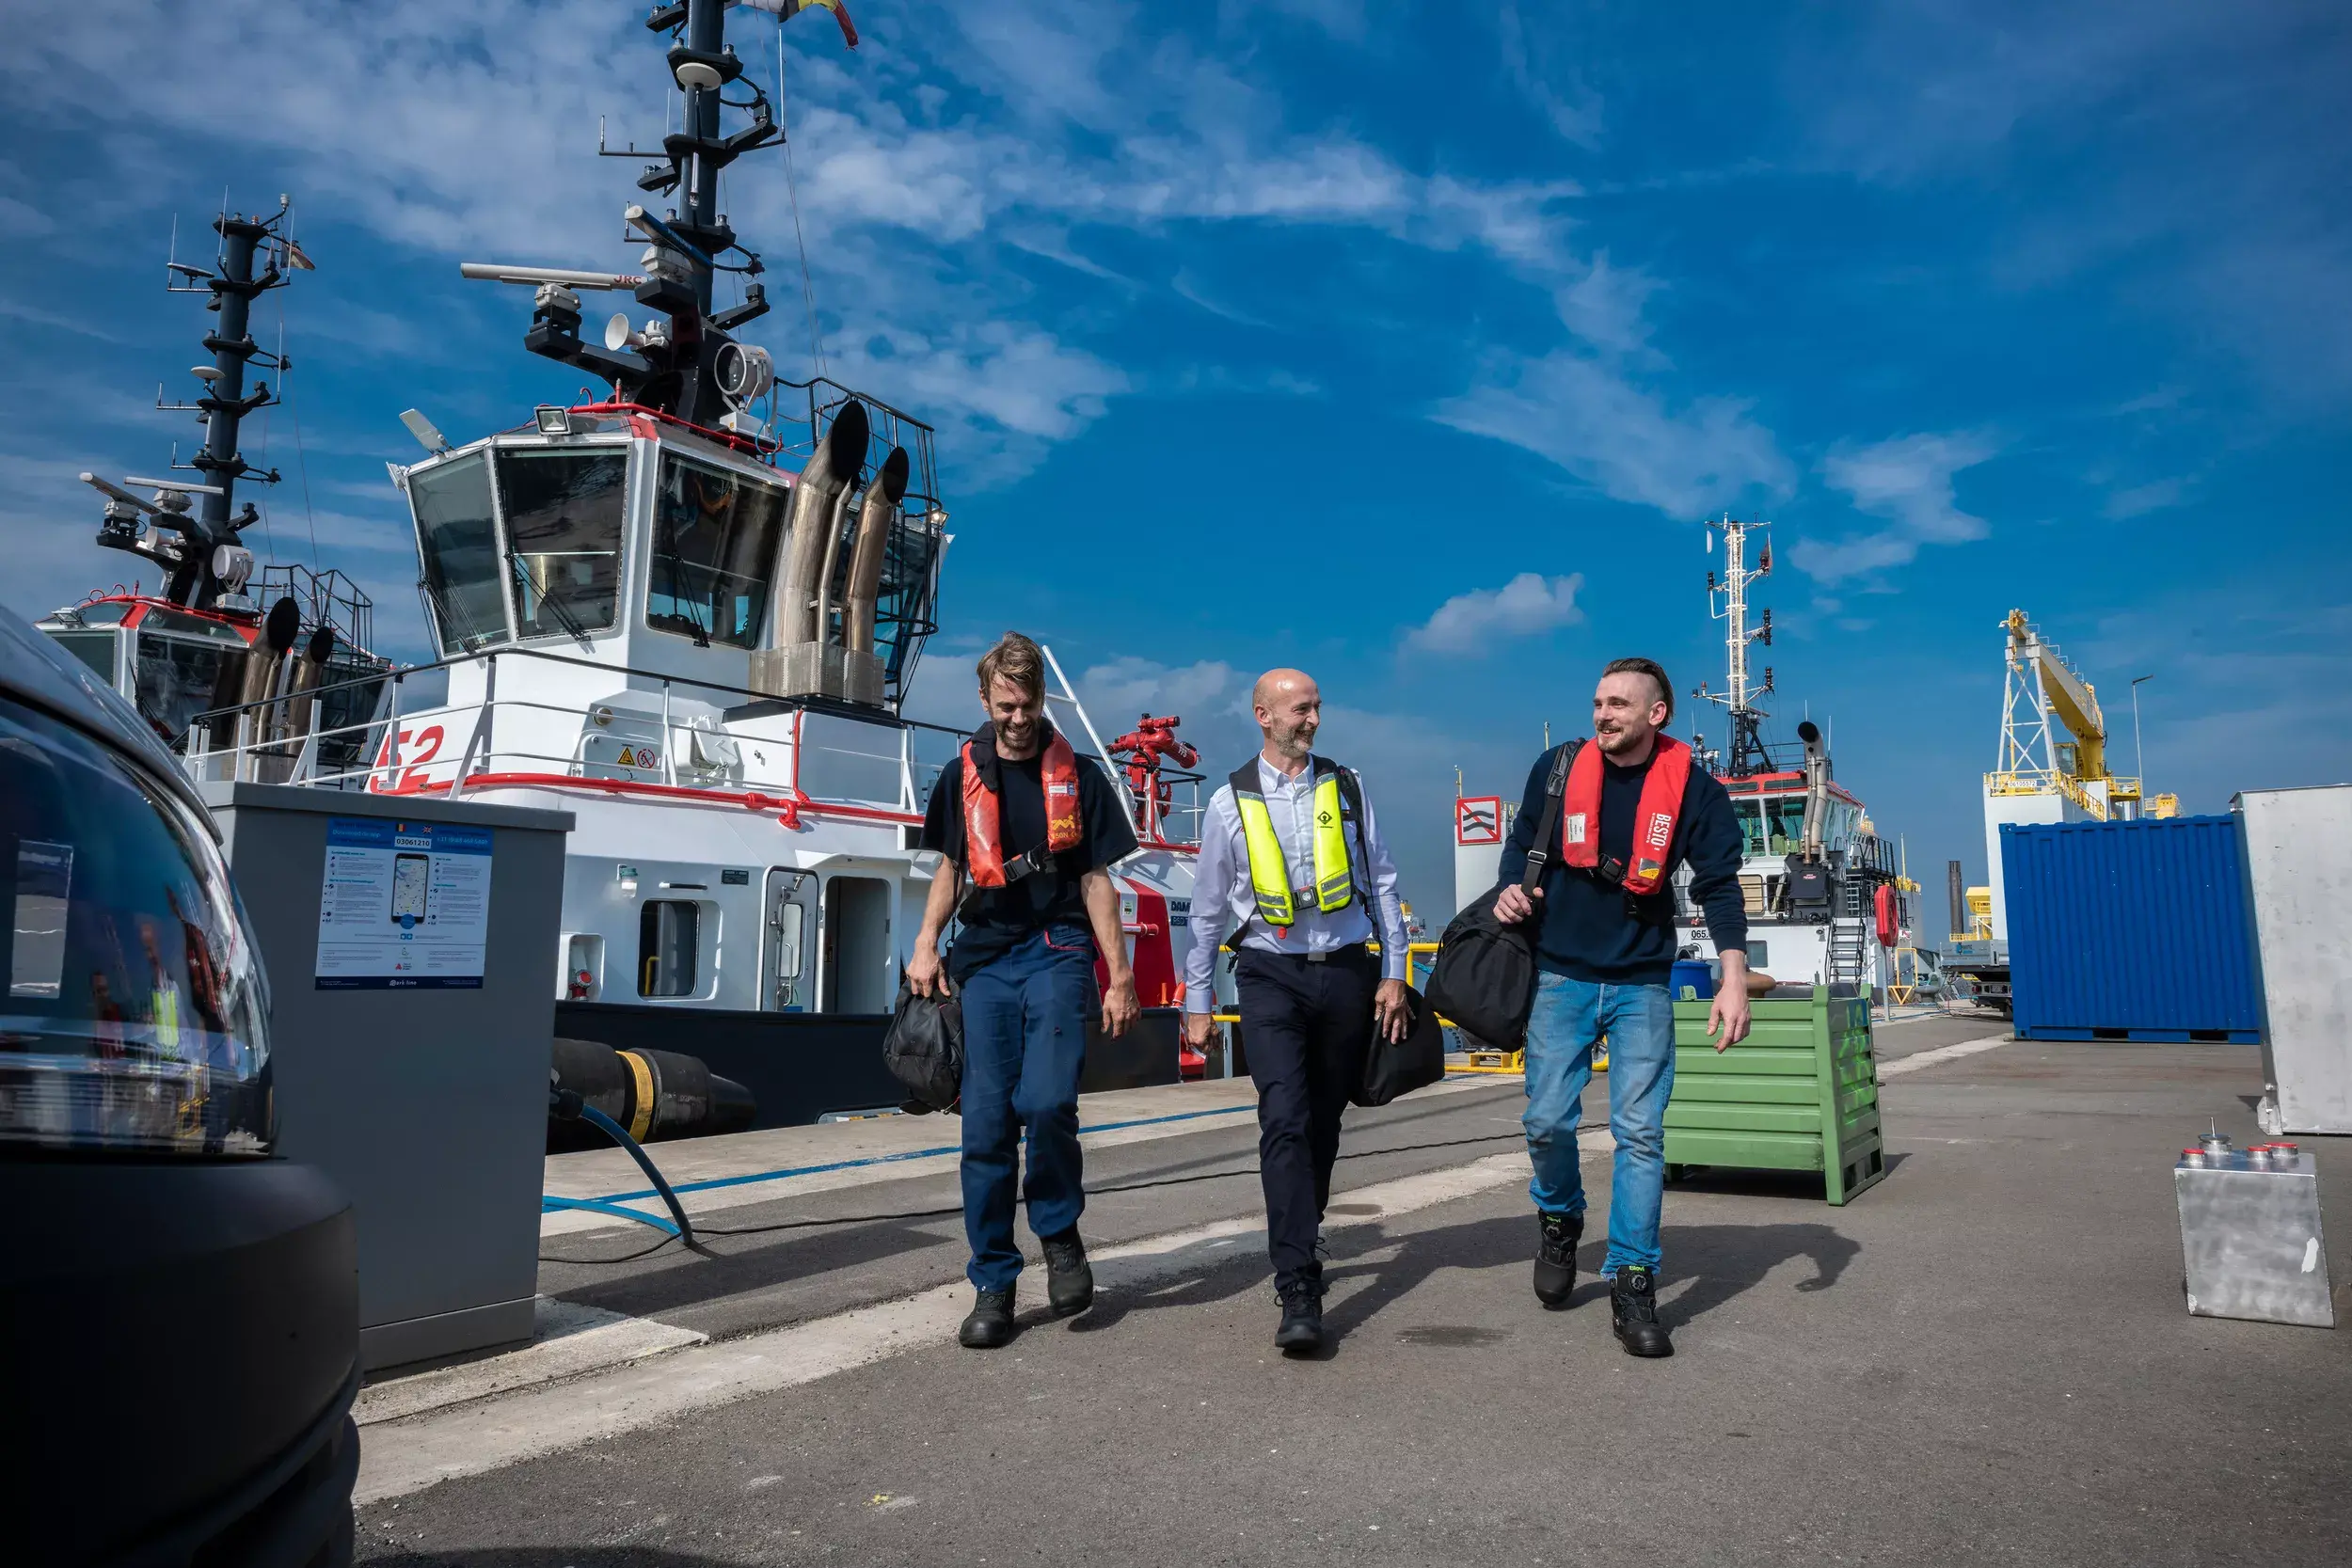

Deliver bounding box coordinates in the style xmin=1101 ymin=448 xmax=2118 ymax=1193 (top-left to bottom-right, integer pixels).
xmin=1235 ymin=945 xmax=1375 ymax=1291
xmin=958 ymin=926 xmax=1095 ymax=1291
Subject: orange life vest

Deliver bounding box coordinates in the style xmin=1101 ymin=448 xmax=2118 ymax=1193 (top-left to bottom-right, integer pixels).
xmin=1560 ymin=734 xmax=1692 ymax=896
xmin=961 ymin=723 xmax=1083 ymax=888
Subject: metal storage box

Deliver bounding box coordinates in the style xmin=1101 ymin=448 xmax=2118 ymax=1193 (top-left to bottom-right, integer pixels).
xmin=2236 ymin=785 xmax=2352 ymax=1134
xmin=2001 ymin=816 xmax=2263 ymax=1042
xmin=2175 ymin=1136 xmax=2333 ymax=1328
xmin=1664 ymin=986 xmax=1885 ymax=1205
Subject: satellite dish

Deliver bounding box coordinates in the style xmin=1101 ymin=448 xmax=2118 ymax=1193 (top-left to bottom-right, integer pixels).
xmin=605 ymin=312 xmax=633 ymax=352
xmin=675 ymin=60 xmax=723 ymax=90
xmin=192 ymin=366 xmax=222 ymax=382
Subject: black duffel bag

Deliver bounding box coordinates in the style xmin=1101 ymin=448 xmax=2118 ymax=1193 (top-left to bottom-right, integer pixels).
xmin=883 ymin=979 xmax=963 ymax=1113
xmin=1424 ymin=743 xmax=1572 ymax=1051
xmin=1354 ymin=984 xmax=1447 ymax=1107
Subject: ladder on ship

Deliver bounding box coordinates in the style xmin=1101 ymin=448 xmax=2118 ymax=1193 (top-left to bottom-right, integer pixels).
xmin=1827 ymin=919 xmax=1871 ymax=991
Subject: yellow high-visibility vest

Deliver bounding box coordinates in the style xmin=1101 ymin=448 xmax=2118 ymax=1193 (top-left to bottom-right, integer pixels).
xmin=1228 ymin=758 xmax=1360 ymax=928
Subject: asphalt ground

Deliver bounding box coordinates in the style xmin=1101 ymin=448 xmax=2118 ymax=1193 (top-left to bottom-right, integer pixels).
xmin=358 ymin=1020 xmax=2352 ymax=1566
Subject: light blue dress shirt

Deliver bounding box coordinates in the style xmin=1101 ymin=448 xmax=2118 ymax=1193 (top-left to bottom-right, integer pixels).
xmin=1181 ymin=753 xmax=1410 ymax=1012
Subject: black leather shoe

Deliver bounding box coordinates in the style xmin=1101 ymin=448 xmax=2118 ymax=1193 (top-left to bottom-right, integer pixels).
xmin=958 ymin=1287 xmax=1016 ymax=1349
xmin=1274 ymin=1278 xmax=1325 ymax=1355
xmin=1610 ymin=1266 xmax=1674 ymax=1357
xmin=1534 ymin=1211 xmax=1582 ymax=1308
xmin=1041 ymin=1228 xmax=1094 ymax=1318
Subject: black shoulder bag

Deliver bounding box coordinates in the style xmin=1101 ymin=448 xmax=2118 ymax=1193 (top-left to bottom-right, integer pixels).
xmin=1424 ymin=743 xmax=1575 ymax=1051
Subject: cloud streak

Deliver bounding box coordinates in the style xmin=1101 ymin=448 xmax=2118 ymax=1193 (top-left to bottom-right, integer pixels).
xmin=1795 ymin=431 xmax=2000 ymax=582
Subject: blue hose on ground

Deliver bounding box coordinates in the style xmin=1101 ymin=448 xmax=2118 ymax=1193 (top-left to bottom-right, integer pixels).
xmin=548 ymin=1090 xmax=697 ymax=1248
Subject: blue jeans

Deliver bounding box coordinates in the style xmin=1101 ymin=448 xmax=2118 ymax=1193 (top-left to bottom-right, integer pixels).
xmin=958 ymin=926 xmax=1095 ymax=1291
xmin=1522 ymin=973 xmax=1676 ymax=1275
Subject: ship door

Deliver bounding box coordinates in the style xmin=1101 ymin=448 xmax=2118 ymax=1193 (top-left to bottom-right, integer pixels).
xmin=819 ymin=874 xmax=894 ymax=1014
xmin=762 ymin=869 xmax=813 ymax=1012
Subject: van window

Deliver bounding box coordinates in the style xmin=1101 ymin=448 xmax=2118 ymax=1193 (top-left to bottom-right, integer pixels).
xmin=638 ymin=899 xmax=700 ymax=997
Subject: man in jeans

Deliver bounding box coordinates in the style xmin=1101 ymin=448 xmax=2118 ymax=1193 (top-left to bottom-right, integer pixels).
xmin=908 ymin=632 xmax=1140 ymax=1349
xmin=1494 ymin=657 xmax=1751 ymax=1356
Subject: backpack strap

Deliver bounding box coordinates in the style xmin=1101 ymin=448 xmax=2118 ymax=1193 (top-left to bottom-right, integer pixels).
xmin=1516 ymin=741 xmax=1579 ymax=896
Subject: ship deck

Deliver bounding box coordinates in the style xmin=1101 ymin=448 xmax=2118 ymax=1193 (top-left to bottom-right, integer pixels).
xmin=351 ymin=1010 xmax=2352 ymax=1566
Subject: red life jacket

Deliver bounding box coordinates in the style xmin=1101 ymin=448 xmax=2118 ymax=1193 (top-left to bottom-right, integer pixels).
xmin=1560 ymin=734 xmax=1693 ymax=896
xmin=961 ymin=724 xmax=1083 ymax=887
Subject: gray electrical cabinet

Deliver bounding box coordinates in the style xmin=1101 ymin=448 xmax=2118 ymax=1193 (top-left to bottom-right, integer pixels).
xmin=200 ymin=783 xmax=573 ymax=1370
xmin=2236 ymin=785 xmax=2352 ymax=1134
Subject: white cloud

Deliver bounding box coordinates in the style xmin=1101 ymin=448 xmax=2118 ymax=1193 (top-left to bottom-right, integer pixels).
xmin=2103 ymin=476 xmax=2192 ymax=520
xmin=1407 ymin=572 xmax=1586 ymax=655
xmin=1498 ymin=3 xmax=1605 ymax=148
xmin=1076 ymin=657 xmax=1248 ymax=722
xmin=1795 ymin=431 xmax=2000 ymax=582
xmin=1437 ymin=350 xmax=1792 ymax=516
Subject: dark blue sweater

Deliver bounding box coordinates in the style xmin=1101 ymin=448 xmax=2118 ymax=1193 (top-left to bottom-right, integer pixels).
xmin=1493 ymin=740 xmax=1750 ymax=985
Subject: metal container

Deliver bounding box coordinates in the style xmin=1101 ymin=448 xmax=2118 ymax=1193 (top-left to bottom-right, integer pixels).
xmin=1665 ymin=987 xmax=1885 ymax=1205
xmin=2174 ymin=1134 xmax=2333 ymax=1328
xmin=2001 ymin=816 xmax=2264 ymax=1042
xmin=2235 ymin=785 xmax=2352 ymax=1134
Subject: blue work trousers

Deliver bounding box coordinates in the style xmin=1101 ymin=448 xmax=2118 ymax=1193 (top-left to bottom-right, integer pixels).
xmin=1522 ymin=973 xmax=1677 ymax=1275
xmin=958 ymin=926 xmax=1095 ymax=1291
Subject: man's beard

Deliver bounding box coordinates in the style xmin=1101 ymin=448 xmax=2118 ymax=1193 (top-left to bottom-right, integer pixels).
xmin=1269 ymin=721 xmax=1315 ymax=761
xmin=1596 ymin=725 xmax=1638 ymax=754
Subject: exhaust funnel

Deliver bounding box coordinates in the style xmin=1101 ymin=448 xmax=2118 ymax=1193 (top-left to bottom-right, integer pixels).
xmin=842 ymin=446 xmax=910 ymax=657
xmin=771 ymin=399 xmax=868 ymax=647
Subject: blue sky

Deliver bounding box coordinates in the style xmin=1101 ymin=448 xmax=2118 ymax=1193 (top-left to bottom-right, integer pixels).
xmin=6 ymin=1 xmax=2348 ymax=921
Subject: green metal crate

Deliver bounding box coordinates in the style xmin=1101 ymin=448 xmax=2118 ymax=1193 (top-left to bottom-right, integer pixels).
xmin=1663 ymin=986 xmax=1886 ymax=1205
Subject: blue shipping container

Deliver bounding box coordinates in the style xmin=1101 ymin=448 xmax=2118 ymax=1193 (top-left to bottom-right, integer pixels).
xmin=2001 ymin=816 xmax=2264 ymax=1042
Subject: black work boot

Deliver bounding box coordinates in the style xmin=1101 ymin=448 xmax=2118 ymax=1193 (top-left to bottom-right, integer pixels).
xmin=1610 ymin=1266 xmax=1674 ymax=1358
xmin=1274 ymin=1278 xmax=1325 ymax=1355
xmin=1533 ymin=1211 xmax=1583 ymax=1308
xmin=1041 ymin=1227 xmax=1095 ymax=1319
xmin=958 ymin=1286 xmax=1016 ymax=1349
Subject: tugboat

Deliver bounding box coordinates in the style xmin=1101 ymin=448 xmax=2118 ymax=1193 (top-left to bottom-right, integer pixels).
xmin=1675 ymin=516 xmax=1911 ymax=996
xmin=168 ymin=0 xmax=1203 ymax=1130
xmin=35 ymin=196 xmax=391 ymax=777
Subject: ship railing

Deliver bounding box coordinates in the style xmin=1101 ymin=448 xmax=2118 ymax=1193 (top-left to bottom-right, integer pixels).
xmin=183 ymin=643 xmax=964 ymax=819
xmin=183 ymin=643 xmax=1209 ymax=847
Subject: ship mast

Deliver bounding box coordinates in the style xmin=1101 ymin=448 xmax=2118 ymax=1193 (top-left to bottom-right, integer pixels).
xmin=1694 ymin=514 xmax=1776 ymax=778
xmin=82 ymin=199 xmax=297 ymax=610
xmin=471 ymin=0 xmax=784 ymax=432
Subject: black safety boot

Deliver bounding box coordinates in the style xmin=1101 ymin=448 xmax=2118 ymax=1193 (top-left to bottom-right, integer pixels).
xmin=1610 ymin=1266 xmax=1674 ymax=1358
xmin=1041 ymin=1227 xmax=1095 ymax=1318
xmin=958 ymin=1287 xmax=1016 ymax=1349
xmin=1274 ymin=1278 xmax=1325 ymax=1355
xmin=1533 ymin=1211 xmax=1582 ymax=1308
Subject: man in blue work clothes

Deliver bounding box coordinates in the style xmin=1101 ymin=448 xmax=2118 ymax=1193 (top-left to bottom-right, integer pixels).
xmin=908 ymin=632 xmax=1141 ymax=1349
xmin=1494 ymin=657 xmax=1752 ymax=1357
xmin=1181 ymin=668 xmax=1412 ymax=1355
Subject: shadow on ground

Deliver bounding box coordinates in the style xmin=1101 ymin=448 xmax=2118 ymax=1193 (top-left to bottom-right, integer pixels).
xmin=1057 ymin=1206 xmax=1861 ymax=1356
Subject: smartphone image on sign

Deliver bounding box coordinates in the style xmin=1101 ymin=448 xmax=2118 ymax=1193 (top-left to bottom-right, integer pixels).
xmin=391 ymin=852 xmax=430 ymax=923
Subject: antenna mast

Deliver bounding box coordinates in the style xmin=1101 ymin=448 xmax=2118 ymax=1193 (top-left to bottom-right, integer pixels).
xmin=1693 ymin=515 xmax=1776 ymax=777
xmin=82 ymin=198 xmax=298 ymax=610
xmin=470 ymin=0 xmax=793 ymax=429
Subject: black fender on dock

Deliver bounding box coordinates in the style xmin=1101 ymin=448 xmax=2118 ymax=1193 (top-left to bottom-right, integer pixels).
xmin=548 ymin=1037 xmax=757 ymax=1151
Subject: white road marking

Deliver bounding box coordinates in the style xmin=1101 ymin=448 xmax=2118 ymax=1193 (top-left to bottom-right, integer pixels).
xmin=1877 ymin=1034 xmax=2012 ymax=1078
xmin=357 ymin=1149 xmax=1541 ymax=1504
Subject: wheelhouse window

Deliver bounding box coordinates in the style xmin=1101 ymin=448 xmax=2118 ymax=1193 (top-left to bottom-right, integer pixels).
xmin=495 ymin=447 xmax=628 ymax=641
xmin=134 ymin=610 xmax=250 ymax=748
xmin=638 ymin=899 xmax=701 ymax=998
xmin=409 ymin=452 xmax=511 ymax=655
xmin=646 ymin=452 xmax=786 ymax=648
xmin=47 ymin=629 xmax=118 ymax=684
